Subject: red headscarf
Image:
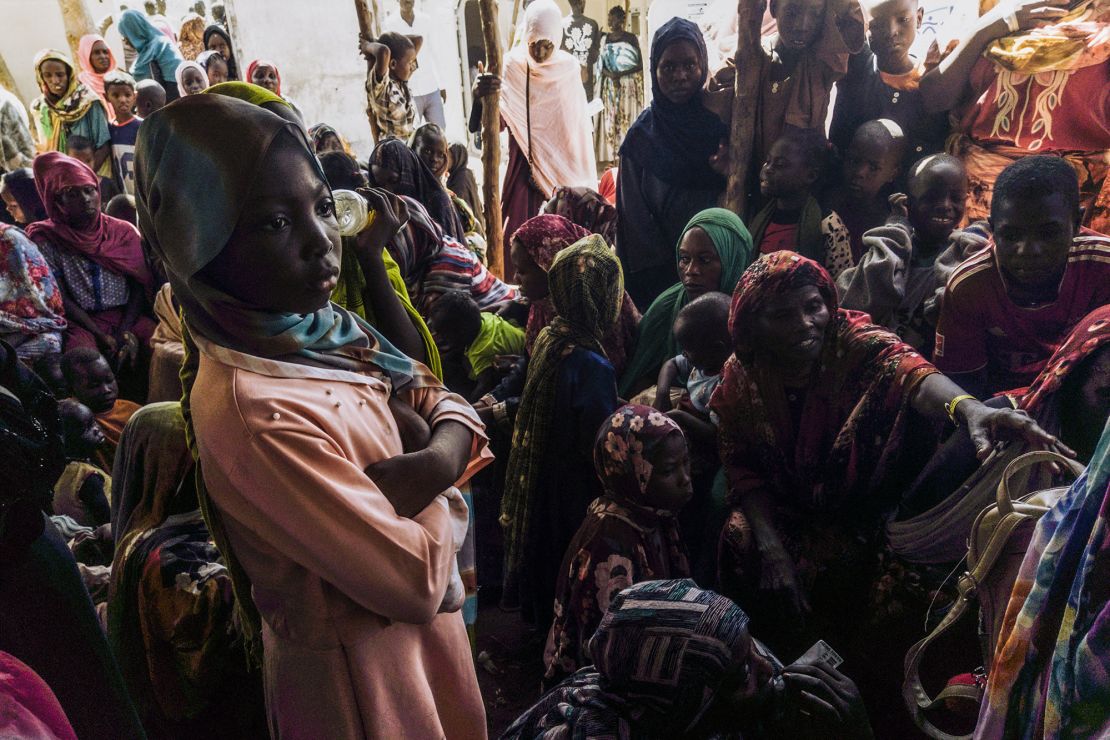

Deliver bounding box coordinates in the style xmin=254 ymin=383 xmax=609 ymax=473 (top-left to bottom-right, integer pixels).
xmin=245 ymin=60 xmax=281 ymax=97
xmin=25 ymin=152 xmax=153 ymax=292
xmin=512 ymin=214 xmax=640 ymax=374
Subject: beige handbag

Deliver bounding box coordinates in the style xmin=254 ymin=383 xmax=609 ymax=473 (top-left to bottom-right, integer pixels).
xmin=902 ymin=450 xmax=1085 ymax=740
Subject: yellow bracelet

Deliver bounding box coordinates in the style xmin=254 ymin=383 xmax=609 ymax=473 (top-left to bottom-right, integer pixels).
xmin=945 ymin=394 xmax=977 ymax=425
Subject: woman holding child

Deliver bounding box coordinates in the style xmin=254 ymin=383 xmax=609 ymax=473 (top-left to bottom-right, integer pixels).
xmin=136 ymin=94 xmax=491 ymax=738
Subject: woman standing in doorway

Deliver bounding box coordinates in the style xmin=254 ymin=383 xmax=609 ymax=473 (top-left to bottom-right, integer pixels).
xmin=471 ymin=0 xmax=596 ymax=269
xmin=596 ymin=6 xmax=644 ymax=168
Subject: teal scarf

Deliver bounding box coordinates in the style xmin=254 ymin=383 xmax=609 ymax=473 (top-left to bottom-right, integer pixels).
xmin=619 ymin=208 xmax=754 ymax=396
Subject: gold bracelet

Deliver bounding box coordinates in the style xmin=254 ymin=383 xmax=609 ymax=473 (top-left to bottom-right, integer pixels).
xmin=945 ymin=394 xmax=977 ymax=425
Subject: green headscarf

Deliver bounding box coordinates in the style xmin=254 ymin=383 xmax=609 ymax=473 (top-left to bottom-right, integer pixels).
xmin=501 ymin=235 xmax=624 ymax=572
xmin=204 ymin=81 xmax=287 ymax=108
xmin=618 ymin=208 xmax=754 ymax=396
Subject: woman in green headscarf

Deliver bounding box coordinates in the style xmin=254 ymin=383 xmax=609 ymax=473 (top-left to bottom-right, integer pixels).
xmin=619 ymin=207 xmax=754 ymax=398
xmin=135 ymin=94 xmax=492 ymax=738
xmin=500 ymin=235 xmax=624 ymax=631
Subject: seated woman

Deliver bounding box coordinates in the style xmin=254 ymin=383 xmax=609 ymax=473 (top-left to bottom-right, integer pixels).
xmin=135 ymin=93 xmax=491 ymax=738
xmin=711 ymin=251 xmax=1068 ymax=661
xmin=501 ymin=236 xmax=623 ymax=630
xmin=108 ymin=402 xmax=265 ymax=737
xmin=118 ymin=10 xmax=184 ymax=100
xmin=620 ymin=207 xmax=753 ymax=398
xmin=411 ymin=124 xmax=487 ymax=258
xmin=446 ymin=141 xmax=484 ymax=235
xmin=0 ymin=223 xmax=67 ymax=361
xmin=508 ymin=578 xmax=874 ymax=739
xmin=30 ymin=51 xmax=111 ymax=172
xmin=26 ymin=152 xmax=154 ymax=360
xmin=543 ymin=405 xmax=692 ymax=687
xmin=1 ymin=169 xmax=48 ymax=227
xmin=371 ymin=137 xmax=465 ymax=242
xmin=514 ymin=214 xmax=639 ymax=377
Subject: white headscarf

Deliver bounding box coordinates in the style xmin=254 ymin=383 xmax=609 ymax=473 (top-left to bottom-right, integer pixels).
xmin=174 ymin=60 xmax=209 ymax=94
xmin=524 ymin=0 xmax=564 ymax=45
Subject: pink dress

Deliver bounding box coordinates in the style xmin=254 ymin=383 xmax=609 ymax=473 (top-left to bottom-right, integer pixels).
xmin=191 ymin=340 xmax=491 ymax=739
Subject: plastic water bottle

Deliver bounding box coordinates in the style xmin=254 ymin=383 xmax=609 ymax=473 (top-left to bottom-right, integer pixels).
xmin=332 ymin=189 xmax=376 ymax=237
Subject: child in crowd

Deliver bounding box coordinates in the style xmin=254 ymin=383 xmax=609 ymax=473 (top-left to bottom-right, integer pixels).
xmin=104 ymin=71 xmax=141 ymax=196
xmin=104 ymin=194 xmax=137 ymax=225
xmin=749 ymin=128 xmax=852 ymax=276
xmin=935 ymin=155 xmax=1110 ymax=397
xmin=66 ymin=135 xmax=120 ymax=205
xmin=829 ymin=118 xmax=905 ymax=262
xmin=52 ymin=398 xmax=111 ymax=528
xmin=830 ymin=0 xmax=947 ymax=171
xmin=412 ymin=123 xmax=449 ymax=180
xmin=196 ymin=49 xmax=229 ymax=86
xmin=135 ymin=79 xmax=166 ymax=119
xmin=427 ymin=290 xmax=525 ymax=402
xmin=61 ymin=347 xmax=141 ymax=472
xmin=543 ymin=404 xmax=692 ymax=687
xmin=838 ymin=153 xmax=968 ymax=354
xmin=360 ymin=31 xmax=419 ymax=141
xmin=653 ymin=292 xmax=731 ymax=447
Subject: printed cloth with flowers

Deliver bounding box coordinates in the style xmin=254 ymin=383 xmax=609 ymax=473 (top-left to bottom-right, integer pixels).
xmin=542 ymin=404 xmax=690 ymax=687
xmin=0 ymin=224 xmax=66 ymax=360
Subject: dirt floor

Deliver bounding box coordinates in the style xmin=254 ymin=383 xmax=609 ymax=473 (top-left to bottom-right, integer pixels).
xmin=474 ymin=588 xmax=547 ymax=737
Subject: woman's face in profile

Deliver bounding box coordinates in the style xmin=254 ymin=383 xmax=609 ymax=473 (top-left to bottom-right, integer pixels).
xmin=200 ymin=135 xmax=341 ymax=315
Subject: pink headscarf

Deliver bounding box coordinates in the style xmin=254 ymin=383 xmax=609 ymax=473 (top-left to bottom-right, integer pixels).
xmin=500 ymin=0 xmax=596 ymax=196
xmin=24 ymin=152 xmax=153 ymax=293
xmin=76 ymin=34 xmax=117 ymax=122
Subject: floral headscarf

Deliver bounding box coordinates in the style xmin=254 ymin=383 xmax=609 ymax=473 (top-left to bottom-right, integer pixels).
xmin=596 ymin=404 xmax=684 ymax=513
xmin=544 ymin=186 xmax=618 ymax=247
xmin=1019 ymin=304 xmax=1110 ymax=419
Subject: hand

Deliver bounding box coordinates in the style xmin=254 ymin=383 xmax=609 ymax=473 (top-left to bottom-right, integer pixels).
xmin=782 ymin=662 xmax=873 ymax=738
xmin=991 ymin=0 xmax=1070 ymax=34
xmin=473 ymin=62 xmax=502 ymax=98
xmin=708 ymin=140 xmax=730 ymax=178
xmin=94 ymin=332 xmax=117 ymax=357
xmin=760 ymin=545 xmax=810 ymax=620
xmin=359 ymin=36 xmax=374 ymax=61
xmin=958 ymin=401 xmax=1075 ymax=461
xmin=492 ymin=355 xmax=520 ymax=374
xmin=365 ymin=449 xmax=441 ymax=515
xmin=353 ymin=188 xmax=409 ymax=259
xmin=949 ymin=223 xmax=991 ymax=260
xmin=475 ymin=404 xmax=497 ymax=428
xmin=115 ymin=330 xmax=140 ymax=370
xmin=887 ymin=193 xmax=909 ymax=221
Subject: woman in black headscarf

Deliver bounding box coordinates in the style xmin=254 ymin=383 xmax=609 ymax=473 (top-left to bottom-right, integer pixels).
xmin=1 ymin=168 xmax=48 ymax=226
xmin=616 ymin=18 xmax=728 ymax=310
xmin=202 ymin=25 xmax=239 ymax=81
xmin=370 ymin=138 xmax=466 ymax=243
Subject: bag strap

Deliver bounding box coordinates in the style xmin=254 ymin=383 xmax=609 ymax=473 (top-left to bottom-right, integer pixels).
xmin=903 ymin=507 xmax=1032 ymax=739
xmin=997 ymin=450 xmax=1085 ymax=514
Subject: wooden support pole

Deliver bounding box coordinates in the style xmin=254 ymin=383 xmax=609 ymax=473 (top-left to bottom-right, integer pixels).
xmin=507 ymin=0 xmax=523 ymax=50
xmin=56 ymin=0 xmax=97 ymax=66
xmin=477 ymin=0 xmax=505 ymax=279
xmin=0 ymin=51 xmax=23 ymax=106
xmin=353 ymin=0 xmax=382 ymax=144
xmin=723 ymin=0 xmax=766 ymax=217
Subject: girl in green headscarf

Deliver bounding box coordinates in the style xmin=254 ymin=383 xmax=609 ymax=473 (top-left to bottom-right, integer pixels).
xmin=619 ymin=208 xmax=754 ymax=397
xmin=501 ymin=235 xmax=624 ymax=630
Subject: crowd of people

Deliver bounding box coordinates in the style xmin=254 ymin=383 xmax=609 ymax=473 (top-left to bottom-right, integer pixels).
xmin=1 ymin=0 xmax=1109 ymax=738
